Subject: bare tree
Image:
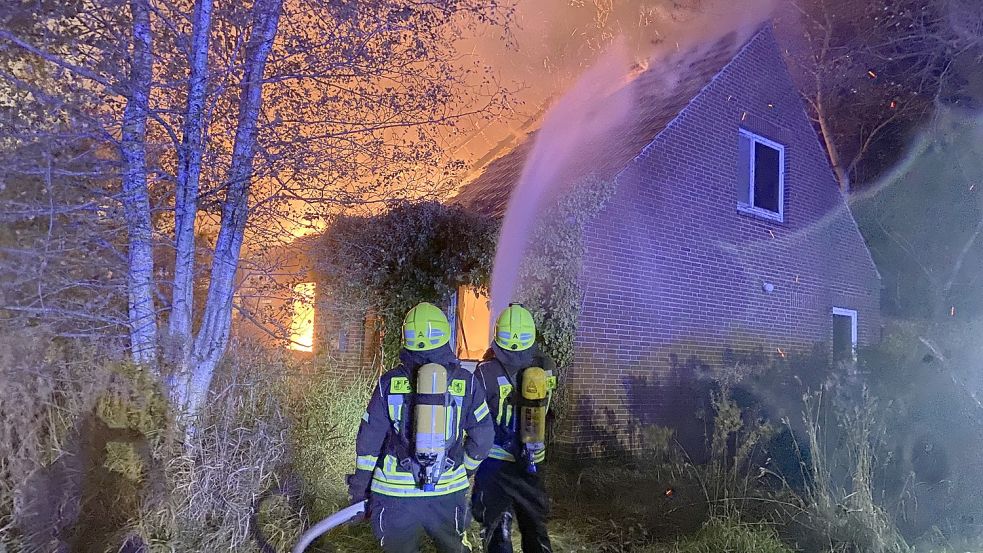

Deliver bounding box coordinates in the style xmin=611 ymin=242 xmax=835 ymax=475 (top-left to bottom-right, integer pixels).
xmin=0 ymin=0 xmax=512 ymax=422
xmin=180 ymin=0 xmax=283 ymax=416
xmin=787 ymin=0 xmax=982 ymax=192
xmin=854 ymin=111 xmax=983 ymax=320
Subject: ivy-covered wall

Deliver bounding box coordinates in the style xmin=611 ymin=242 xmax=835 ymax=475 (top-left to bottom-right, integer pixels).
xmin=514 ymin=175 xmax=617 ymax=369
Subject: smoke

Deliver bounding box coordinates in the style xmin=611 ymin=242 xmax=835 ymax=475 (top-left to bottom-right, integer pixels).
xmin=488 ymin=0 xmax=779 ymax=314
xmin=489 ymin=39 xmax=635 ymax=314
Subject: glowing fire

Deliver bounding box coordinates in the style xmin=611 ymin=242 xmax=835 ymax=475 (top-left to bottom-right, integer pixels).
xmin=290 ymin=282 xmax=315 ymax=352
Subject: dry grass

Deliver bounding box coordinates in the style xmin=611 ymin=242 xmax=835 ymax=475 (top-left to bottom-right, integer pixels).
xmin=133 ymin=345 xmax=303 ymax=552
xmin=0 ymin=330 xmax=305 ymax=553
xmin=292 ymin=372 xmax=373 ymax=523
xmin=798 ymin=389 xmax=910 ymax=553
xmin=0 ymin=327 xmax=160 ymax=552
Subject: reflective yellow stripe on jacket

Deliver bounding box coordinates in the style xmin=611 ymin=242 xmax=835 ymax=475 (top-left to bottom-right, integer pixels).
xmin=370 ymin=454 xmax=469 ymax=497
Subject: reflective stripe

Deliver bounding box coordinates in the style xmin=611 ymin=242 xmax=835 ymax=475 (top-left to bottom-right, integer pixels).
xmin=380 ymin=455 xmax=416 ymax=483
xmin=487 ymin=445 xmax=546 ymax=463
xmin=371 ymin=458 xmax=469 ymax=497
xmin=488 ymin=446 xmax=515 ymax=462
xmin=370 ymin=476 xmax=469 ymax=497
xmin=474 ymin=402 xmax=489 ymax=422
xmin=375 ymin=455 xmax=467 ymax=485
xmin=387 ymin=394 xmax=404 ymax=428
xmin=450 ymin=387 xmax=465 ymax=440
xmin=445 ymin=405 xmax=453 ymax=440
xmin=464 ymin=454 xmax=482 ymax=471
xmin=356 ymin=455 xmax=378 ymax=471
xmin=496 ymin=376 xmax=511 ymax=426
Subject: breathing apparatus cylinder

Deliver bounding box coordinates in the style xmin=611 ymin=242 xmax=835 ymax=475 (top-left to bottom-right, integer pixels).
xmin=519 ymin=366 xmax=548 ymax=474
xmin=414 ymin=363 xmax=448 ymax=491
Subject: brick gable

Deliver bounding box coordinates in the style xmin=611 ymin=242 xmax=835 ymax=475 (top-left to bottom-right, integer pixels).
xmin=556 ymin=26 xmax=881 ymax=455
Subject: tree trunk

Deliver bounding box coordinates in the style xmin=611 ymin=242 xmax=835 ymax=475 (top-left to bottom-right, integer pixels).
xmin=120 ymin=0 xmax=158 ymax=366
xmin=166 ymin=0 xmax=214 ymax=382
xmin=815 ymin=92 xmax=851 ymax=193
xmin=183 ymin=0 xmax=283 ymax=418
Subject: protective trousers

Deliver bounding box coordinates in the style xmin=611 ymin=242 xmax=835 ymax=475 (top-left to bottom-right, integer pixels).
xmin=369 ymin=492 xmax=473 ymax=553
xmin=471 ymin=459 xmax=552 ymax=553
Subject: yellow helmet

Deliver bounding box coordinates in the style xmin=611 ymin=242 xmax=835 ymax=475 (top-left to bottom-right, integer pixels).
xmin=402 ymin=302 xmax=450 ymax=351
xmin=494 ymin=303 xmax=536 ymax=351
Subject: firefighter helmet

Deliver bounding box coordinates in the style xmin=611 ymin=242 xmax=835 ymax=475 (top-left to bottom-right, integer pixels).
xmin=402 ymin=302 xmax=451 ymax=351
xmin=495 ymin=303 xmax=536 ymax=351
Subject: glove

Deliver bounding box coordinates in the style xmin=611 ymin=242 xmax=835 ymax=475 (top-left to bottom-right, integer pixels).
xmin=346 ymin=473 xmax=369 ymax=504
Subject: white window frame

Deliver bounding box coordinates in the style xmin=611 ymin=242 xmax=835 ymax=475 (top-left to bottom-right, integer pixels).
xmin=737 ymin=129 xmax=785 ymax=223
xmin=832 ymin=307 xmax=858 ymax=359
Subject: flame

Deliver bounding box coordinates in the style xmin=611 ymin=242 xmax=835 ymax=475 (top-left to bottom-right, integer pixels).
xmin=290 ymin=282 xmax=315 ymax=352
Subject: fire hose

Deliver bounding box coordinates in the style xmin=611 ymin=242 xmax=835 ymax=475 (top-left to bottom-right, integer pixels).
xmin=291 ymin=500 xmax=367 ymax=553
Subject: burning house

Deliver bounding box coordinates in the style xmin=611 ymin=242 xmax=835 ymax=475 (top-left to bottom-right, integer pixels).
xmin=460 ymin=23 xmax=881 ymax=454
xmin=305 ymin=24 xmax=881 ymax=455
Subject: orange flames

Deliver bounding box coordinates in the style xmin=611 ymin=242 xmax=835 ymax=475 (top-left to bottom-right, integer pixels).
xmin=290 ymin=282 xmax=315 ymax=352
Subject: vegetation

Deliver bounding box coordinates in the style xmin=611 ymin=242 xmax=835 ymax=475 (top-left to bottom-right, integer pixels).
xmin=5 ymin=322 xmax=983 ymax=552
xmin=0 ymin=0 xmax=513 ymax=420
xmin=313 ymin=200 xmax=498 ymax=368
xmin=515 ymin=174 xmax=616 ymax=369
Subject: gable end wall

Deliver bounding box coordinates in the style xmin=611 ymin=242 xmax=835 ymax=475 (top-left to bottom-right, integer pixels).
xmin=557 ymin=27 xmax=881 ymax=457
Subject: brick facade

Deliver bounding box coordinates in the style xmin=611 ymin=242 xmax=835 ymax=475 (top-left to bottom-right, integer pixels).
xmin=314 ymin=291 xmax=379 ymax=382
xmin=555 ymin=28 xmax=881 ymax=455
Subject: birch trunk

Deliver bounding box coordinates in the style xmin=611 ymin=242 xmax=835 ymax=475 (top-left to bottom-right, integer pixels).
xmin=120 ymin=0 xmax=158 ymax=366
xmin=184 ymin=0 xmax=283 ymax=418
xmin=167 ymin=0 xmax=214 ymax=388
xmin=814 ymin=91 xmax=851 ymax=194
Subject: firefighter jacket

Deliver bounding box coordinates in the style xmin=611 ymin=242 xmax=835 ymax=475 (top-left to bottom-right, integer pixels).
xmin=349 ymin=344 xmax=494 ymax=499
xmin=475 ymin=343 xmax=557 ymax=464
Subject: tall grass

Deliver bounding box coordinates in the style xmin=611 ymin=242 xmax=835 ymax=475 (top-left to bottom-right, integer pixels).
xmin=134 ymin=345 xmax=303 ymax=552
xmin=0 ymin=327 xmax=161 ymax=552
xmin=0 ymin=330 xmax=305 ymax=553
xmin=292 ymin=372 xmax=373 ymax=521
xmin=799 ymin=389 xmax=910 ymax=553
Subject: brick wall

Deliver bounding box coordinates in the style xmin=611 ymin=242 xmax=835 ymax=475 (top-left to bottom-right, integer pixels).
xmin=556 ymin=27 xmax=881 ymax=456
xmin=314 ymin=289 xmax=377 ymax=382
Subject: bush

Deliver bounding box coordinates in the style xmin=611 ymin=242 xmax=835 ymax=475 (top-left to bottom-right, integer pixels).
xmin=133 ymin=346 xmax=302 ymax=552
xmin=0 ymin=327 xmax=165 ymax=552
xmin=1 ymin=332 xmax=306 ymax=553
xmin=313 ymin=201 xmax=497 ymax=368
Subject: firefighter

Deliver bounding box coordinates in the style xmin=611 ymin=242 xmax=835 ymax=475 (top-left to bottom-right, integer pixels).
xmin=348 ymin=302 xmax=494 ymax=553
xmin=471 ymin=303 xmax=556 ymax=553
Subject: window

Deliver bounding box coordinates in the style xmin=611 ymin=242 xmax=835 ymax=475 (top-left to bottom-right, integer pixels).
xmin=289 ymin=282 xmax=316 ymax=352
xmin=737 ymin=130 xmax=784 ymax=221
xmin=454 ymin=285 xmax=491 ymax=361
xmin=832 ymin=307 xmax=858 ymax=362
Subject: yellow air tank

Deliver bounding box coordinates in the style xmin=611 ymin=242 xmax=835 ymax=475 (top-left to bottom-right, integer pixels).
xmin=415 ymin=363 xmax=448 ymax=490
xmin=519 ymin=366 xmax=548 ymax=473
